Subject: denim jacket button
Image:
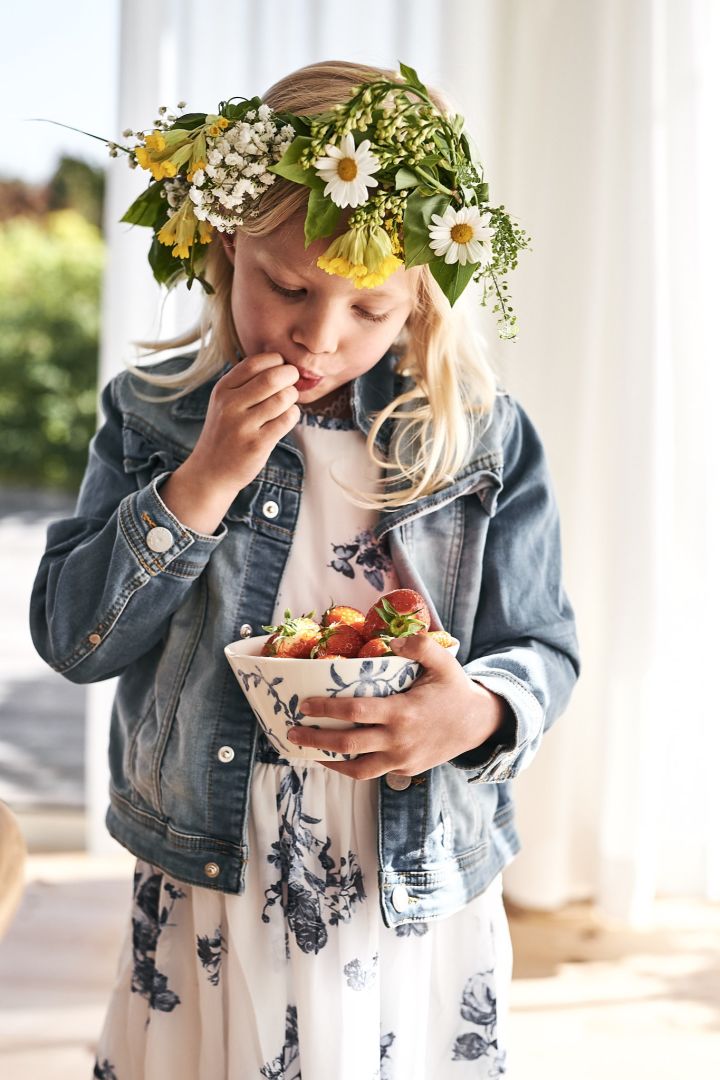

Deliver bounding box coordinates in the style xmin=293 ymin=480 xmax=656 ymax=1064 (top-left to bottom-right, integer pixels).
xmin=218 ymin=745 xmax=235 ymax=763
xmin=239 ymin=623 xmax=253 ymax=638
xmin=145 ymin=526 xmax=174 ymax=553
xmin=262 ymin=500 xmax=279 ymax=519
xmin=386 ymin=772 xmax=412 ymax=791
xmin=391 ymin=884 xmax=410 ymax=912
xmin=204 ymin=861 xmax=221 ymax=879
xmin=88 ymin=633 xmax=102 ymax=647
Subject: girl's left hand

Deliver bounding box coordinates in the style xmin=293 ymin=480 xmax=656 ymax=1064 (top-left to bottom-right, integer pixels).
xmin=287 ymin=634 xmax=512 ymax=780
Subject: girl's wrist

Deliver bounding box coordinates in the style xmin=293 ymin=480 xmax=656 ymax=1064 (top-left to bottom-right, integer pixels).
xmin=158 ymin=463 xmax=238 ymax=535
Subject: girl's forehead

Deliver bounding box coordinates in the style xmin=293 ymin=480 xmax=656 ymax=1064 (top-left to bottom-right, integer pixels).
xmin=243 ymin=220 xmax=417 ymax=299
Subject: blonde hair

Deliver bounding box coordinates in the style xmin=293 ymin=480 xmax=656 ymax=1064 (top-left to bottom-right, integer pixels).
xmin=132 ymin=60 xmax=499 ymax=509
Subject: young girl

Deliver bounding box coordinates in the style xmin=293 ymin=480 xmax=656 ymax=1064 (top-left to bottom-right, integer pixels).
xmin=31 ymin=60 xmax=579 ymax=1079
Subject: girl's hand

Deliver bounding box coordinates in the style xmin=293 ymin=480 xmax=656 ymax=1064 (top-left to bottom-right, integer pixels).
xmin=287 ymin=634 xmax=512 ymax=780
xmin=160 ymin=353 xmax=300 ymax=534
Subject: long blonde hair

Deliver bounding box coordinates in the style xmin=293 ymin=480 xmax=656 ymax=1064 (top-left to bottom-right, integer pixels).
xmin=133 ymin=60 xmax=499 ymax=509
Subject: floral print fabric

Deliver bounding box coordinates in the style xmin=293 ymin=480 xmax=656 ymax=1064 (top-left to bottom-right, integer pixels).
xmin=94 ymin=761 xmax=512 ymax=1079
xmin=272 ymin=412 xmax=399 ymax=620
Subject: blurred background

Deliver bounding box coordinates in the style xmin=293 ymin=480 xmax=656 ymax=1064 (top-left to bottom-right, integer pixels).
xmin=1 ymin=0 xmax=719 ymax=1077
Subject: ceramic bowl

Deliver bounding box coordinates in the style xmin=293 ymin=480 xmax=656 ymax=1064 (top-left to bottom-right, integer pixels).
xmin=224 ymin=633 xmax=457 ymax=761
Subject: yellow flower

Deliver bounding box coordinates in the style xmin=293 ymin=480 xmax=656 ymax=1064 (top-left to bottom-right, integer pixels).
xmin=144 ymin=130 xmax=166 ymax=152
xmin=134 ymin=147 xmax=179 ymax=181
xmin=354 ymin=256 xmax=402 ymax=289
xmin=157 ymin=198 xmax=198 ymax=259
xmin=316 ymin=224 xmax=401 ymax=288
xmin=197 ymin=219 xmax=214 ymax=245
xmin=217 ymin=117 xmax=229 ymax=129
xmin=207 ymin=125 xmax=221 ymax=137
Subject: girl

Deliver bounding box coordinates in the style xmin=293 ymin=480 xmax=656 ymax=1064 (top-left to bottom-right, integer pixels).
xmin=31 ymin=61 xmax=579 ymax=1079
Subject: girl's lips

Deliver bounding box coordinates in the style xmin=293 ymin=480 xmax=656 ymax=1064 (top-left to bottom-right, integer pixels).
xmin=295 ymin=368 xmax=323 ymax=390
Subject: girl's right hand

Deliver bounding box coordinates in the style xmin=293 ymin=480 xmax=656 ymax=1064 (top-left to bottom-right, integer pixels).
xmin=158 ymin=353 xmax=301 ymax=535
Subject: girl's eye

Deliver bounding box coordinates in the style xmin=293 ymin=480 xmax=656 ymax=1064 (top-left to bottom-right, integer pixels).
xmin=267 ymin=276 xmax=390 ymax=324
xmin=268 ymin=279 xmax=304 ymax=299
xmin=354 ymin=307 xmax=390 ymax=324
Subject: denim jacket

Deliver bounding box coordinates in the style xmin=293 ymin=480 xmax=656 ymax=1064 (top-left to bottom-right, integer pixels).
xmin=30 ymin=350 xmax=579 ymax=928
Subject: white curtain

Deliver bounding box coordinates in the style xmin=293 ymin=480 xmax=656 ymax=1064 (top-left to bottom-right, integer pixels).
xmin=453 ymin=0 xmax=720 ymax=922
xmin=97 ymin=0 xmax=719 ymax=921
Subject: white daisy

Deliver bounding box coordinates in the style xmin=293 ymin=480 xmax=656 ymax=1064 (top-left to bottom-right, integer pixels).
xmin=428 ymin=205 xmax=495 ymax=267
xmin=314 ymin=132 xmax=380 ymax=209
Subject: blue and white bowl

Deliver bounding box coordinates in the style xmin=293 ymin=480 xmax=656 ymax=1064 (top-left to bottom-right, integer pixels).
xmin=224 ymin=633 xmax=456 ymax=762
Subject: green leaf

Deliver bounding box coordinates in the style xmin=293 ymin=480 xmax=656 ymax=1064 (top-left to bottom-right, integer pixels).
xmin=267 ymin=136 xmax=322 ymax=188
xmin=398 ymin=62 xmax=425 ymax=93
xmin=170 ymin=112 xmax=207 ymax=131
xmin=148 ymin=236 xmax=183 ymax=288
xmin=403 ymin=190 xmax=450 ymax=268
xmin=304 ymin=188 xmax=341 ymax=246
xmin=394 ymin=167 xmax=421 ymax=191
xmin=429 ymin=257 xmax=476 ymax=306
xmin=120 ymin=182 xmax=166 ymax=227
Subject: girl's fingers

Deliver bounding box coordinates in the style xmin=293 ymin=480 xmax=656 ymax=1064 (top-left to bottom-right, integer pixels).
xmin=297 ymin=695 xmax=394 ymax=724
xmin=260 ymin=404 xmax=302 ymax=440
xmin=228 ymin=362 xmax=299 ymax=411
xmin=286 ymin=722 xmax=390 ymax=759
xmin=252 ymin=383 xmax=300 ymax=426
xmin=219 ymin=352 xmax=287 ymax=390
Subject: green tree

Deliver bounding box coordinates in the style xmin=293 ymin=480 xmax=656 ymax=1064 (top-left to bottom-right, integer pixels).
xmin=0 ymin=209 xmax=104 ymax=491
xmin=47 ymin=156 xmax=105 ymax=230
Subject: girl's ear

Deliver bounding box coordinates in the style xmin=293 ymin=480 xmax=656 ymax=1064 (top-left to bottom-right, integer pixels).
xmin=220 ymin=232 xmax=236 ymax=265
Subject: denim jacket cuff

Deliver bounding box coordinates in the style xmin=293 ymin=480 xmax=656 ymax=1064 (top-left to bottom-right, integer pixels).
xmin=449 ymin=667 xmax=545 ymax=784
xmin=120 ymin=472 xmax=227 ymax=578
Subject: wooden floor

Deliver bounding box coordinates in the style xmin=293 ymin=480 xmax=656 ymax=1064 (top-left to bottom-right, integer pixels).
xmin=0 ymin=853 xmax=718 ymax=1079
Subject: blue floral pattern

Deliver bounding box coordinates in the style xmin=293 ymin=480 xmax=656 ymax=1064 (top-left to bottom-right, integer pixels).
xmin=344 ymin=952 xmax=378 ymax=990
xmin=196 ymin=926 xmax=226 ymax=986
xmin=261 ymin=765 xmax=366 ymax=954
xmin=260 ymin=1003 xmax=302 ymax=1079
xmin=393 ymin=921 xmax=429 ymax=938
xmin=93 ymin=1060 xmax=118 ymax=1079
xmin=130 ymin=866 xmax=186 ymax=1020
xmin=451 ymin=971 xmax=506 ymax=1074
xmin=328 ymin=528 xmax=394 ymax=591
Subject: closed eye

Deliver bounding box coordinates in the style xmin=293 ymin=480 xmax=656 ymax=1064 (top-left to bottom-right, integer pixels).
xmin=266 ymin=276 xmax=390 ymax=324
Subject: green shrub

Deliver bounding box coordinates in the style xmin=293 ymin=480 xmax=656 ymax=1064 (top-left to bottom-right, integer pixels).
xmin=0 ymin=209 xmax=104 ymax=491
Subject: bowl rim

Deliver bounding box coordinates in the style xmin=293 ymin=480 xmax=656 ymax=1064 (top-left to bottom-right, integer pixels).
xmin=224 ymin=631 xmax=459 ymax=663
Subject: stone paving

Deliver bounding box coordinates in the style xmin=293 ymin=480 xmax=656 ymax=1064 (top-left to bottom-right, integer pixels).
xmin=0 ymin=489 xmax=86 ymax=820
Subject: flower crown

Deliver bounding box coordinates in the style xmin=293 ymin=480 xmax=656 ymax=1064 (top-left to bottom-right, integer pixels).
xmin=110 ymin=63 xmax=530 ymax=339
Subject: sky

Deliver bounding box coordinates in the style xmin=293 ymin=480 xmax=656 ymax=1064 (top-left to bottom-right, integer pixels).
xmin=3 ymin=0 xmax=119 ymax=183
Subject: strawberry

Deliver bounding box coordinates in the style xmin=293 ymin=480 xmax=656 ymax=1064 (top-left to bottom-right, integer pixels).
xmin=261 ymin=632 xmax=279 ymax=657
xmin=424 ymin=630 xmax=457 ymax=649
xmin=357 ymin=636 xmax=394 ymax=658
xmin=363 ymin=589 xmax=431 ymax=640
xmin=311 ymin=622 xmax=364 ymax=659
xmin=321 ymin=602 xmax=366 ymax=634
xmin=261 ymin=609 xmax=323 ymax=659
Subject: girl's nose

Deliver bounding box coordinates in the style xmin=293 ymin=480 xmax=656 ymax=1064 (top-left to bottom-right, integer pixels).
xmin=290 ymin=301 xmax=339 ymax=357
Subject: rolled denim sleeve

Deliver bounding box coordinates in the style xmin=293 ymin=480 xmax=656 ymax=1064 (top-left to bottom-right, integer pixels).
xmin=452 ymin=397 xmax=580 ymax=783
xmin=29 ymin=378 xmax=226 ymax=683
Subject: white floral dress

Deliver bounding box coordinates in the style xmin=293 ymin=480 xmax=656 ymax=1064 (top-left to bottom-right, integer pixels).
xmin=93 ymin=409 xmax=513 ymax=1080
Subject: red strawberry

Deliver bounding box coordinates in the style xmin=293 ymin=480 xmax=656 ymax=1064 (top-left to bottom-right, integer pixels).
xmin=357 ymin=636 xmax=394 ymax=658
xmin=311 ymin=623 xmax=364 ymax=659
xmin=363 ymin=589 xmax=431 ymax=640
xmin=261 ymin=609 xmax=322 ymax=659
xmin=424 ymin=630 xmax=457 ymax=649
xmin=261 ymin=632 xmax=279 ymax=657
xmin=321 ymin=602 xmax=366 ymax=634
